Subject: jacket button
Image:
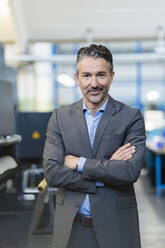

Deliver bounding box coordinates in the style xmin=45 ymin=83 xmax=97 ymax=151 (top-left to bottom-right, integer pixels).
xmin=74 ymin=202 xmax=80 ymax=208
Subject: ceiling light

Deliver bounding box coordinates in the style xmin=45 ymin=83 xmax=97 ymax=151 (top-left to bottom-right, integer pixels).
xmin=146 ymin=91 xmax=160 ymax=101
xmin=57 ymin=74 xmax=75 ymax=87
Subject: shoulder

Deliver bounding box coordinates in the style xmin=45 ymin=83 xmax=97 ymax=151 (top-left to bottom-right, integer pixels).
xmin=50 ymin=100 xmax=81 ymax=119
xmin=110 ymin=97 xmax=143 ymax=124
xmin=47 ymin=100 xmax=81 ymax=130
xmin=57 ymin=100 xmax=81 ymax=114
xmin=111 ymin=97 xmax=141 ymax=115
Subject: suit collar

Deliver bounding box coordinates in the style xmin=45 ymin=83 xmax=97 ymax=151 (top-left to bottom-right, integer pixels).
xmin=82 ymin=97 xmax=109 ymax=113
xmin=92 ymin=96 xmax=117 ymax=156
xmin=74 ymin=99 xmax=93 ymax=158
xmin=74 ymin=96 xmax=120 ymax=158
xmin=75 ymin=95 xmax=120 ymax=111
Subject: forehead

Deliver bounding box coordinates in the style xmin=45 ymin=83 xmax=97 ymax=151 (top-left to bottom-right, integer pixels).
xmin=77 ymin=57 xmax=110 ymax=73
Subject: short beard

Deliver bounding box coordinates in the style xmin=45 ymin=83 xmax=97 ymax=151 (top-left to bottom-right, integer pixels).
xmin=87 ymin=85 xmax=104 ymax=94
xmin=86 ymin=86 xmax=109 ymax=105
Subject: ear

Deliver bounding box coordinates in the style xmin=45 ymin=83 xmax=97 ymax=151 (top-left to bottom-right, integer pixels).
xmin=75 ymin=72 xmax=79 ymax=86
xmin=110 ymin=71 xmax=115 ymax=82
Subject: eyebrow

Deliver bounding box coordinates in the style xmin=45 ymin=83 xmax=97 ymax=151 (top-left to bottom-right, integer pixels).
xmin=81 ymin=71 xmax=107 ymax=74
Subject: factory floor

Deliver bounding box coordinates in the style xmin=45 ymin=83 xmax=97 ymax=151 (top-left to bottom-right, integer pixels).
xmin=137 ymin=172 xmax=165 ymax=248
xmin=0 ymin=172 xmax=165 ymax=248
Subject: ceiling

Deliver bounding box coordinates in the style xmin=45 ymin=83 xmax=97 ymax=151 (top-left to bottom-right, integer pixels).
xmin=0 ymin=0 xmax=16 ymax=42
xmin=1 ymin=0 xmax=165 ymax=52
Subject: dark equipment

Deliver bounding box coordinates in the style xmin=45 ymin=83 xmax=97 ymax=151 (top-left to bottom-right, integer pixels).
xmin=0 ymin=80 xmax=15 ymax=137
xmin=0 ymin=80 xmax=21 ymax=189
xmin=15 ymin=112 xmax=51 ymax=163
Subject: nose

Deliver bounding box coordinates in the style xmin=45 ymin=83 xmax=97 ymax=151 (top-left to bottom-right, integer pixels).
xmin=90 ymin=76 xmax=98 ymax=87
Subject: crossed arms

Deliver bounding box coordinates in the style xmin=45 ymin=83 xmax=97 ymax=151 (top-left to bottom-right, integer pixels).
xmin=65 ymin=143 xmax=136 ymax=170
xmin=43 ymin=108 xmax=146 ymax=192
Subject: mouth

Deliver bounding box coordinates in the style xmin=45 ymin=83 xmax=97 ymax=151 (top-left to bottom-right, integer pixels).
xmin=89 ymin=90 xmax=101 ymax=96
xmin=88 ymin=88 xmax=103 ymax=96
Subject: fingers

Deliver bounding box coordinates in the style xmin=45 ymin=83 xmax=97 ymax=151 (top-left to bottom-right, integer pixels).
xmin=110 ymin=143 xmax=136 ymax=161
xmin=115 ymin=143 xmax=131 ymax=154
xmin=64 ymin=155 xmax=79 ymax=170
xmin=114 ymin=145 xmax=135 ymax=158
xmin=64 ymin=155 xmax=72 ymax=166
xmin=119 ymin=143 xmax=131 ymax=150
xmin=122 ymin=146 xmax=136 ymax=156
xmin=122 ymin=149 xmax=135 ymax=160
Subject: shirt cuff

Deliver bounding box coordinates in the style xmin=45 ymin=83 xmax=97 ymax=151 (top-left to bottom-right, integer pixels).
xmin=77 ymin=157 xmax=87 ymax=173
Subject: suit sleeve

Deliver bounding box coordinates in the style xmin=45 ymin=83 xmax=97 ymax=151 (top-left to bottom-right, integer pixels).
xmin=43 ymin=109 xmax=96 ymax=193
xmin=82 ymin=109 xmax=146 ymax=185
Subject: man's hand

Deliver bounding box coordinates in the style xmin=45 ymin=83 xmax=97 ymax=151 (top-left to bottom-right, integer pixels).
xmin=64 ymin=155 xmax=80 ymax=170
xmin=110 ymin=143 xmax=136 ymax=161
xmin=65 ymin=143 xmax=135 ymax=169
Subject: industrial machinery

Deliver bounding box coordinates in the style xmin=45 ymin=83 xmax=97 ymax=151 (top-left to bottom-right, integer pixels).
xmin=0 ymin=79 xmax=21 ymax=191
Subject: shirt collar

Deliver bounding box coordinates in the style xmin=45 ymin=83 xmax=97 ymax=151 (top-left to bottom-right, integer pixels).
xmin=83 ymin=96 xmax=109 ymax=113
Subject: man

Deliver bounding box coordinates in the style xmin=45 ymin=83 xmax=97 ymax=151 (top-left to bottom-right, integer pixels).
xmin=43 ymin=44 xmax=146 ymax=248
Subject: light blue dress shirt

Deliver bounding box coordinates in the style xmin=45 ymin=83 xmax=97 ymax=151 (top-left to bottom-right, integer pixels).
xmin=77 ymin=97 xmax=109 ymax=216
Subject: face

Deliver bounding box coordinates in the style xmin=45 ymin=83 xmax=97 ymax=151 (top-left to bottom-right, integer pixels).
xmin=75 ymin=57 xmax=114 ymax=108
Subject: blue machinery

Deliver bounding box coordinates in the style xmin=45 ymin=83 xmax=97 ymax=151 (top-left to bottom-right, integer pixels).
xmin=147 ymin=150 xmax=165 ymax=197
xmin=155 ymin=154 xmax=165 ymax=196
xmin=147 ymin=145 xmax=165 ymax=197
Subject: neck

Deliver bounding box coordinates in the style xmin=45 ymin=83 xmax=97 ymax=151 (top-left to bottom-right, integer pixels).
xmin=83 ymin=96 xmax=108 ymax=116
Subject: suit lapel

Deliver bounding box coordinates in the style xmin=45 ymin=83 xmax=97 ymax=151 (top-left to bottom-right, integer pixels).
xmin=74 ymin=99 xmax=93 ymax=158
xmin=92 ymin=97 xmax=117 ymax=157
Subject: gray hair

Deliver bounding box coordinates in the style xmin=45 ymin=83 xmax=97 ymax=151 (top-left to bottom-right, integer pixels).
xmin=76 ymin=44 xmax=113 ymax=73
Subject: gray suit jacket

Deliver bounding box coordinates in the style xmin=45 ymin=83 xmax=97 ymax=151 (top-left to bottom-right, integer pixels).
xmin=43 ymin=96 xmax=146 ymax=248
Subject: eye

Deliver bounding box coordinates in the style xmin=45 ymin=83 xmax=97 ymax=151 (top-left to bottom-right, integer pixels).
xmin=97 ymin=72 xmax=106 ymax=78
xmin=82 ymin=73 xmax=91 ymax=79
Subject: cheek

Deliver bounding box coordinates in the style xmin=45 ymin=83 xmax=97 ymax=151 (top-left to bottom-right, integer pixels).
xmin=103 ymin=80 xmax=111 ymax=89
xmin=79 ymin=82 xmax=89 ymax=91
xmin=78 ymin=85 xmax=87 ymax=95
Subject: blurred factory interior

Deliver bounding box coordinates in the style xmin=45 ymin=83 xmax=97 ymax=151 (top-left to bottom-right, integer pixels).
xmin=1 ymin=0 xmax=165 ymax=247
